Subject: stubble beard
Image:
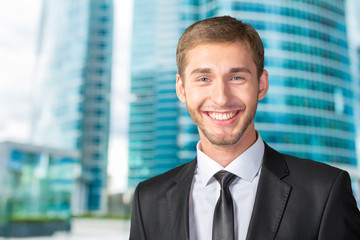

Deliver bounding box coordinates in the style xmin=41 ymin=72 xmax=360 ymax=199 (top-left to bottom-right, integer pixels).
xmin=187 ymin=104 xmax=257 ymax=146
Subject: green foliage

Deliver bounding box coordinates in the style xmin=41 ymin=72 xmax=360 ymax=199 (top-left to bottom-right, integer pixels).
xmin=9 ymin=216 xmax=69 ymax=223
xmin=73 ymin=213 xmax=130 ymax=220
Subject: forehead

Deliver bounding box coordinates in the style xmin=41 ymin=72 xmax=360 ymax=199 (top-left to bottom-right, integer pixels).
xmin=184 ymin=41 xmax=256 ymax=74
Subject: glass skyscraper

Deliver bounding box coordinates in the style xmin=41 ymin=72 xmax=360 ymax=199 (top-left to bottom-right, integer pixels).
xmin=129 ymin=0 xmax=358 ymax=187
xmin=347 ymin=0 xmax=360 ymax=167
xmin=221 ymin=1 xmax=356 ymax=165
xmin=128 ymin=0 xmax=181 ymax=186
xmin=32 ymin=0 xmax=113 ymax=213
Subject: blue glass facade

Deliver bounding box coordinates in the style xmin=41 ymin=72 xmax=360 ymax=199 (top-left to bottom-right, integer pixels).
xmin=231 ymin=1 xmax=356 ymax=165
xmin=355 ymin=47 xmax=360 ymax=167
xmin=32 ymin=0 xmax=113 ymax=213
xmin=129 ymin=0 xmax=358 ymax=187
xmin=0 ymin=141 xmax=80 ymax=232
xmin=128 ymin=0 xmax=181 ymax=187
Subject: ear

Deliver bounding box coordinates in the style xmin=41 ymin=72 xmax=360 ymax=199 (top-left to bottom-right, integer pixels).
xmin=176 ymin=73 xmax=186 ymax=103
xmin=258 ymin=69 xmax=269 ymax=100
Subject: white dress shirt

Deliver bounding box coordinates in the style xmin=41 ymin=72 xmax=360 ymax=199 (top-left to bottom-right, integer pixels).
xmin=189 ymin=134 xmax=265 ymax=240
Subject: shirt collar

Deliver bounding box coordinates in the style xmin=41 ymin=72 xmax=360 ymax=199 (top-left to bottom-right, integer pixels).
xmin=196 ymin=133 xmax=264 ymax=187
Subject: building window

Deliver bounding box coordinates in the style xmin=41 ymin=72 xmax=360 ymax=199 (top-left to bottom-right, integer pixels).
xmin=93 ymin=137 xmax=101 ymax=144
xmin=99 ymin=16 xmax=109 ymax=23
xmin=95 ymin=95 xmax=105 ymax=102
xmin=97 ymin=68 xmax=105 ymax=75
xmin=97 ymin=29 xmax=108 ymax=36
xmin=95 ymin=109 xmax=104 ymax=116
xmin=97 ymin=55 xmax=106 ymax=62
xmin=99 ymin=3 xmax=108 ymax=10
xmin=92 ymin=153 xmax=102 ymax=160
xmin=97 ymin=42 xmax=106 ymax=49
xmin=94 ymin=123 xmax=103 ymax=130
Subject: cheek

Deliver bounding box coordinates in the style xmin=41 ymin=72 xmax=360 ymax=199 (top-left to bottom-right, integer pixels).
xmin=233 ymin=85 xmax=258 ymax=104
xmin=185 ymin=86 xmax=208 ymax=106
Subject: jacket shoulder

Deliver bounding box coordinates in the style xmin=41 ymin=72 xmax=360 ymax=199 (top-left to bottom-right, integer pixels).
xmin=277 ymin=151 xmax=347 ymax=193
xmin=264 ymin=143 xmax=344 ymax=186
xmin=283 ymin=153 xmax=342 ymax=178
xmin=136 ymin=159 xmax=196 ymax=192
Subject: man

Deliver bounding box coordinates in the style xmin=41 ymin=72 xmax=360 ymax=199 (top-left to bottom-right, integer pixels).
xmin=130 ymin=16 xmax=360 ymax=240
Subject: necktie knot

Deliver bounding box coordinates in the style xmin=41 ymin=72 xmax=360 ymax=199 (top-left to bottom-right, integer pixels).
xmin=214 ymin=170 xmax=237 ymax=189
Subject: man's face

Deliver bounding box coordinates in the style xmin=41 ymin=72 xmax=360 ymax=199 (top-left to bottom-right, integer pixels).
xmin=176 ymin=42 xmax=268 ymax=146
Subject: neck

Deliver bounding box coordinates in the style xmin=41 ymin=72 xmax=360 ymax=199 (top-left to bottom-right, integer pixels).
xmin=200 ymin=125 xmax=257 ymax=167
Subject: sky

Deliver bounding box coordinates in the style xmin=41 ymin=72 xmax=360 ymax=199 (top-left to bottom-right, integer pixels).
xmin=0 ymin=0 xmax=40 ymax=142
xmin=0 ymin=0 xmax=133 ymax=193
xmin=109 ymin=0 xmax=133 ymax=192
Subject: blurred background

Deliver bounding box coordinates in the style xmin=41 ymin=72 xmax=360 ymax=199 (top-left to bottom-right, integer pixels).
xmin=0 ymin=0 xmax=360 ymax=239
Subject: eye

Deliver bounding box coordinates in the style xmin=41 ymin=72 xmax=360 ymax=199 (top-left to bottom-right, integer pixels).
xmin=199 ymin=77 xmax=210 ymax=82
xmin=231 ymin=76 xmax=244 ymax=81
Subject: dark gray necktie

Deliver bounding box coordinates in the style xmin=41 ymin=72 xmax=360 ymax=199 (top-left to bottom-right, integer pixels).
xmin=212 ymin=170 xmax=237 ymax=240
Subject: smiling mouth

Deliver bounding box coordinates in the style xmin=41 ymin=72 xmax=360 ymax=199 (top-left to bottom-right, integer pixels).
xmin=207 ymin=111 xmax=239 ymax=121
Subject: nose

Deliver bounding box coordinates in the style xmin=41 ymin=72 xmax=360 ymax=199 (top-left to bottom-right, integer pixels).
xmin=210 ymin=79 xmax=231 ymax=106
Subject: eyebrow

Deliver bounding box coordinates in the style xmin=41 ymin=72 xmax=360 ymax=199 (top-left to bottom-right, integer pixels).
xmin=190 ymin=68 xmax=212 ymax=75
xmin=229 ymin=67 xmax=251 ymax=74
xmin=190 ymin=67 xmax=252 ymax=75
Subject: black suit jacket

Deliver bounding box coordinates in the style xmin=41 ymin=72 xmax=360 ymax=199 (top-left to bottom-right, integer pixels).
xmin=130 ymin=143 xmax=360 ymax=239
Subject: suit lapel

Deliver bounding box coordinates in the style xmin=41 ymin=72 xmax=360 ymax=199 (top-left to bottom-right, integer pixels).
xmin=246 ymin=144 xmax=292 ymax=240
xmin=165 ymin=158 xmax=197 ymax=240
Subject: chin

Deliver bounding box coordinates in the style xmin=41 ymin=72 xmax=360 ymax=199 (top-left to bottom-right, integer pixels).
xmin=205 ymin=134 xmax=242 ymax=146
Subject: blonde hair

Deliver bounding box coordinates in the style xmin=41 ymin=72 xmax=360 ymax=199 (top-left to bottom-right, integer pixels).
xmin=176 ymin=16 xmax=264 ymax=78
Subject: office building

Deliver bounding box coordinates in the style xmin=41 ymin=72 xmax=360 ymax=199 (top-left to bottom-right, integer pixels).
xmin=128 ymin=0 xmax=180 ymax=186
xmin=129 ymin=0 xmax=358 ymax=188
xmin=0 ymin=141 xmax=80 ymax=228
xmin=346 ymin=0 xmax=360 ymax=163
xmin=32 ymin=0 xmax=113 ymax=212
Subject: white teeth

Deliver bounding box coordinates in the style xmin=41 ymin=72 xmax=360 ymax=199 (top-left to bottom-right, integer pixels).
xmin=208 ymin=112 xmax=236 ymax=121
